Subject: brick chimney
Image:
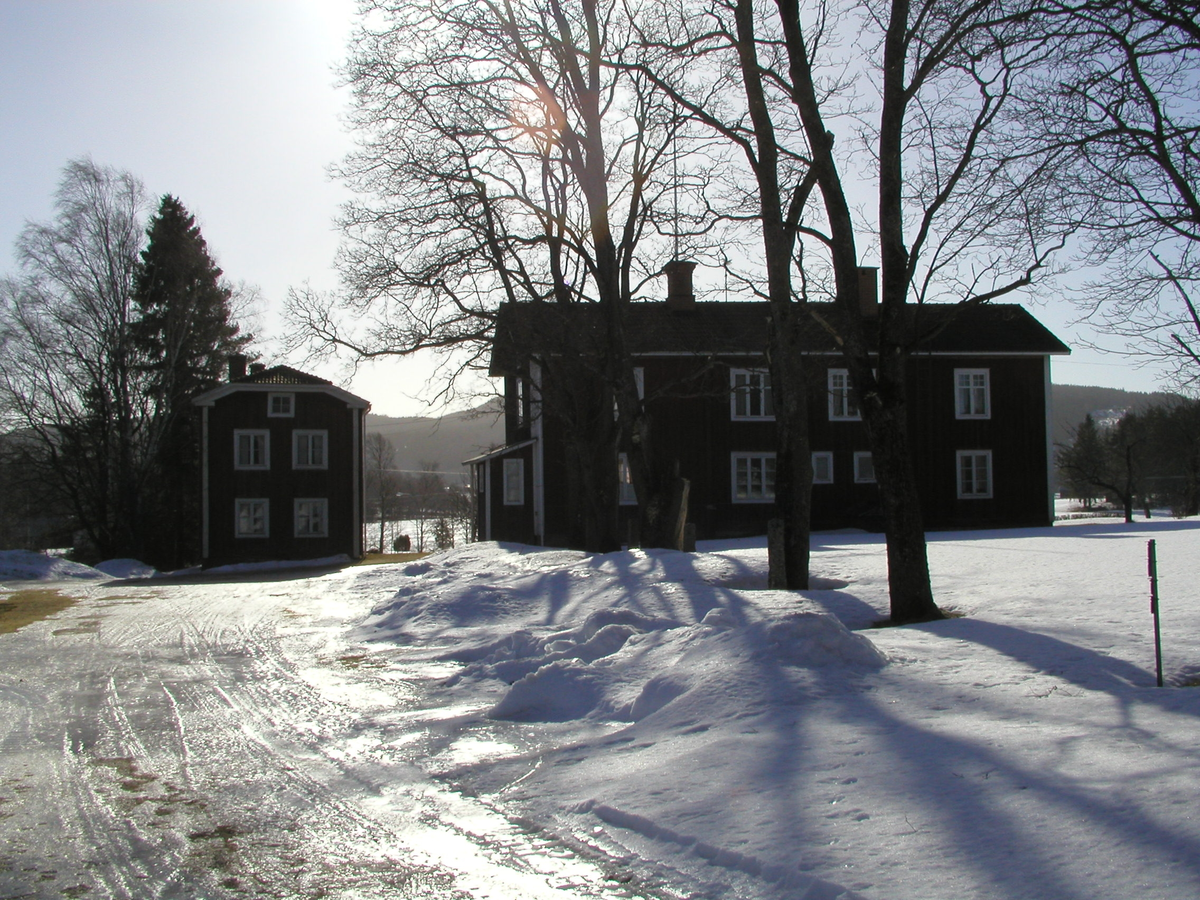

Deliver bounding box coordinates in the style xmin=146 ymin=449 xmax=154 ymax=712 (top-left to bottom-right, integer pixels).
xmin=858 ymin=266 xmax=878 ymax=315
xmin=663 ymin=259 xmax=697 ymax=311
xmin=228 ymin=353 xmax=248 ymax=381
xmin=249 ymin=363 xmax=266 ymax=376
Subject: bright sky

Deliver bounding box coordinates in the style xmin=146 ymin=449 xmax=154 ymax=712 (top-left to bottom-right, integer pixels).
xmin=0 ymin=1 xmax=1177 ymax=416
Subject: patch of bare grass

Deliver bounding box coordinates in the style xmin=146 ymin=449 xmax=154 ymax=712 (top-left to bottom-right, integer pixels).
xmin=355 ymin=552 xmax=426 ymax=567
xmin=0 ymin=589 xmax=77 ymax=635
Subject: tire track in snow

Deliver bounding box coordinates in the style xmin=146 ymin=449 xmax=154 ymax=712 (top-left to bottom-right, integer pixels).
xmin=0 ymin=575 xmax=677 ymax=899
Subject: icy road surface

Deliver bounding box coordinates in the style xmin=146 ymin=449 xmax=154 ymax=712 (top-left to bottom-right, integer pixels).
xmin=0 ymin=565 xmax=655 ymax=899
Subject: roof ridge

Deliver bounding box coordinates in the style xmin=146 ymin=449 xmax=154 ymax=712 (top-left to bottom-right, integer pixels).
xmin=234 ymin=364 xmax=333 ymax=386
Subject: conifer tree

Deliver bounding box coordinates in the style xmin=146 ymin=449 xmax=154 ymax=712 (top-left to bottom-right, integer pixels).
xmin=133 ymin=195 xmax=250 ymax=567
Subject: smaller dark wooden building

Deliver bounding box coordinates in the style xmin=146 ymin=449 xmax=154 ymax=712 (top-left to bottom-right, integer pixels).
xmin=192 ymin=361 xmax=370 ymax=567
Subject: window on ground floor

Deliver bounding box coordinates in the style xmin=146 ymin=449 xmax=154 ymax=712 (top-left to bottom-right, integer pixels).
xmin=957 ymin=450 xmax=993 ymax=498
xmin=503 ymin=458 xmax=525 ymax=505
xmin=854 ymin=451 xmax=876 ymax=483
xmin=618 ymin=453 xmax=637 ymax=505
xmin=732 ymin=452 xmax=776 ymax=502
xmin=294 ymin=498 xmax=328 ymax=536
xmin=812 ymin=451 xmax=834 ymax=485
xmin=235 ymin=499 xmax=268 ymax=537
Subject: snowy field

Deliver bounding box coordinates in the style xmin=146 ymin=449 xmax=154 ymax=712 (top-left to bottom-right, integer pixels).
xmin=2 ymin=516 xmax=1199 ymax=899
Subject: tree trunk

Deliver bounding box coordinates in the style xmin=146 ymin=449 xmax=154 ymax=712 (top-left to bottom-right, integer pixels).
xmin=767 ymin=519 xmax=787 ymax=589
xmin=863 ymin=389 xmax=943 ymax=624
xmin=768 ymin=313 xmax=812 ymax=589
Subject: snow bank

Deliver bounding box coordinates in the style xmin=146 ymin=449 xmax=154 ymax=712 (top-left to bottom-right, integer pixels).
xmin=94 ymin=558 xmax=158 ymax=579
xmin=0 ymin=550 xmax=107 ymax=582
xmin=363 ymin=543 xmax=886 ymax=726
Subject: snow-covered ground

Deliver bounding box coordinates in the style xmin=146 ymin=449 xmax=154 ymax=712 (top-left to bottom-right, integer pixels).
xmin=3 ymin=516 xmax=1199 ymax=899
xmin=355 ymin=517 xmax=1200 ymax=900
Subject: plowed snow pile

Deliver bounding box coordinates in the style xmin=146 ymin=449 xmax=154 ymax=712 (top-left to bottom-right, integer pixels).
xmin=0 ymin=550 xmax=108 ymax=581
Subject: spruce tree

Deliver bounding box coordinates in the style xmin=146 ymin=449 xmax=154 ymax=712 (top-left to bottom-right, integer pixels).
xmin=133 ymin=195 xmax=251 ymax=567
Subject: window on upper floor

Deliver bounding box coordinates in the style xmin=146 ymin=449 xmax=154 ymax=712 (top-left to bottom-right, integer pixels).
xmin=854 ymin=451 xmax=876 ymax=483
xmin=503 ymin=458 xmax=525 ymax=505
xmin=613 ymin=367 xmax=645 ymax=420
xmin=955 ymin=369 xmax=991 ymax=419
xmin=731 ymin=369 xmax=774 ymax=420
xmin=294 ymin=498 xmax=329 ymax=537
xmin=268 ymin=393 xmax=294 ymax=417
xmin=828 ymin=369 xmax=861 ymax=421
xmin=235 ymin=499 xmax=268 ymax=537
xmin=957 ymin=450 xmax=993 ymax=499
xmin=234 ymin=430 xmax=269 ymax=470
xmin=812 ymin=451 xmax=834 ymax=485
xmin=618 ymin=453 xmax=637 ymax=505
xmin=293 ymin=430 xmax=328 ymax=469
xmin=732 ymin=452 xmax=776 ymax=503
xmin=514 ymin=377 xmax=526 ymax=426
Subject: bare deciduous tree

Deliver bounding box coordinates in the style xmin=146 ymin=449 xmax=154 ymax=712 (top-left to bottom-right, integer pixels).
xmin=290 ymin=0 xmax=714 ymax=551
xmin=0 ymin=159 xmax=154 ymax=560
xmin=638 ymin=0 xmax=1072 ymax=621
xmin=1034 ymin=0 xmax=1200 ymax=386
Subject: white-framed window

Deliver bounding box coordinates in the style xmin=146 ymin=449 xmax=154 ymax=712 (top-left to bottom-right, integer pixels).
xmin=812 ymin=451 xmax=834 ymax=485
xmin=731 ymin=368 xmax=774 ymax=420
xmin=503 ymin=458 xmax=525 ymax=505
xmin=854 ymin=451 xmax=876 ymax=483
xmin=234 ymin=430 xmax=269 ymax=469
xmin=613 ymin=367 xmax=645 ymax=420
xmin=955 ymin=369 xmax=990 ymax=419
xmin=957 ymin=450 xmax=993 ymax=499
xmin=235 ymin=498 xmax=268 ymax=537
xmin=828 ymin=369 xmax=861 ymax=421
xmin=618 ymin=453 xmax=637 ymax=505
xmin=293 ymin=430 xmax=328 ymax=469
xmin=732 ymin=452 xmax=776 ymax=503
xmin=514 ymin=377 xmax=526 ymax=426
xmin=268 ymin=393 xmax=294 ymax=417
xmin=294 ymin=498 xmax=329 ymax=537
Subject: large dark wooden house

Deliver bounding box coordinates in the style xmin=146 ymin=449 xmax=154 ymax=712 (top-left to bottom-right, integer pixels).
xmin=471 ymin=270 xmax=1070 ymax=546
xmin=192 ymin=359 xmax=370 ymax=566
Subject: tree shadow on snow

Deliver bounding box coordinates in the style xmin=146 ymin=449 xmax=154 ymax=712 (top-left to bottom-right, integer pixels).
xmin=815 ymin=667 xmax=1200 ymax=900
xmin=912 ymin=617 xmax=1200 ymax=724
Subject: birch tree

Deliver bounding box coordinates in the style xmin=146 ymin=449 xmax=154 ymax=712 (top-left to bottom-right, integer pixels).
xmin=0 ymin=159 xmax=153 ymax=560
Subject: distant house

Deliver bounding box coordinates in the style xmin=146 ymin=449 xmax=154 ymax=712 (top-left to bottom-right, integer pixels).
xmin=192 ymin=358 xmax=370 ymax=567
xmin=472 ymin=267 xmax=1070 ymax=546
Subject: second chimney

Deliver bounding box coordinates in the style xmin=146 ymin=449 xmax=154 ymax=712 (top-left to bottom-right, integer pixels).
xmin=663 ymin=259 xmax=697 ymax=311
xmin=858 ymin=266 xmax=878 ymax=315
xmin=228 ymin=353 xmax=248 ymax=381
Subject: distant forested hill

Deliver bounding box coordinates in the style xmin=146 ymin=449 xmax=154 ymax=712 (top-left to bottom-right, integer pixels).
xmin=366 ymin=399 xmax=503 ymax=482
xmin=1051 ymin=384 xmax=1180 ymax=446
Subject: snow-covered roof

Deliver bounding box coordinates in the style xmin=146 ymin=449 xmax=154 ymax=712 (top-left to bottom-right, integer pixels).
xmin=192 ymin=365 xmax=370 ymax=409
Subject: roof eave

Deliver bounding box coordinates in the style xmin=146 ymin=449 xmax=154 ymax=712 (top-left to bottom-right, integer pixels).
xmin=192 ymin=381 xmax=371 ymax=409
